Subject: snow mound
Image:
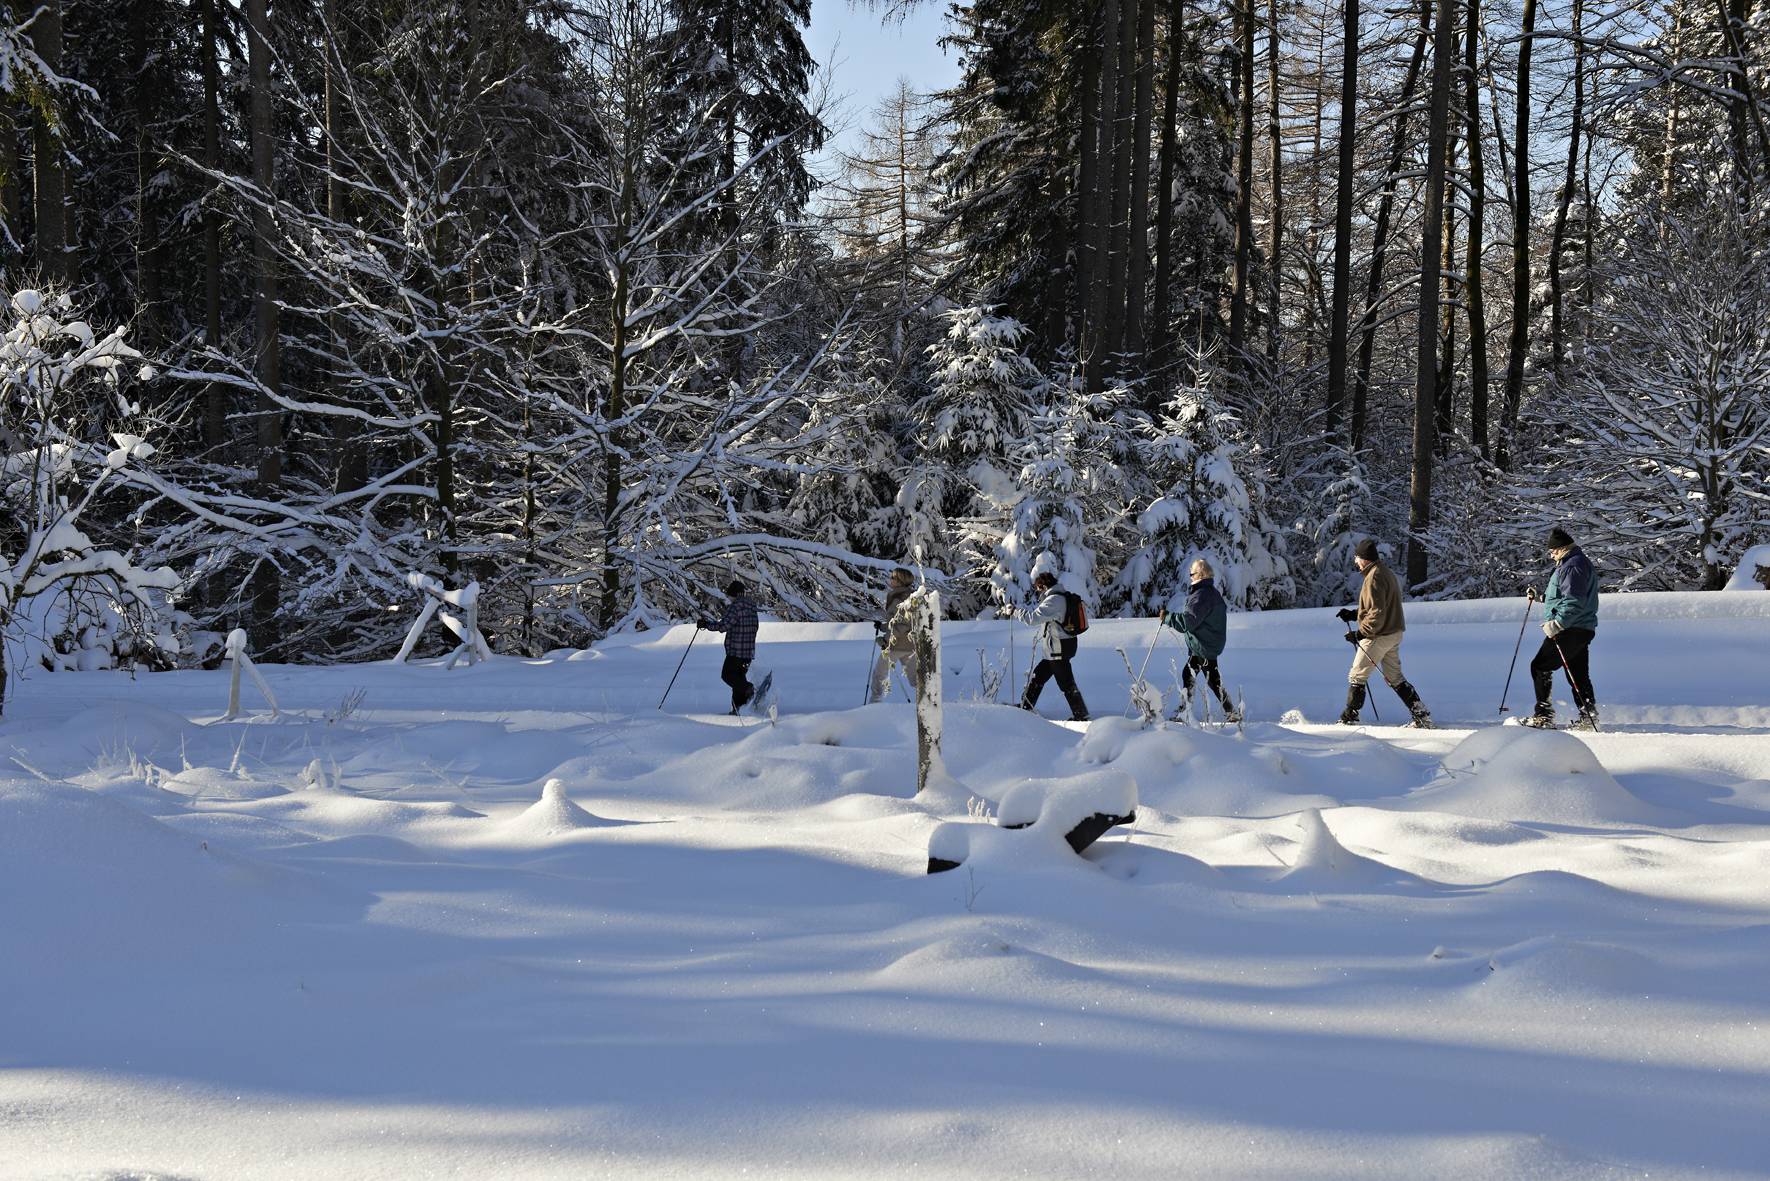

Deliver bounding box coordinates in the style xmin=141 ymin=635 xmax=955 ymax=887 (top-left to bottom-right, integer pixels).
xmin=1721 ymin=543 xmax=1770 ymax=590
xmin=504 ymin=778 xmax=613 ymax=838
xmin=159 ymin=764 xmax=290 ymax=801
xmin=1077 ymin=721 xmax=1337 ymax=818
xmin=1398 ymin=727 xmax=1665 ymax=826
xmin=50 ymin=700 xmax=191 ymax=759
xmin=1279 ymin=808 xmax=1406 ymax=886
xmin=0 ymin=782 xmax=361 ymax=963
xmin=1475 ymin=934 xmax=1663 ymax=1001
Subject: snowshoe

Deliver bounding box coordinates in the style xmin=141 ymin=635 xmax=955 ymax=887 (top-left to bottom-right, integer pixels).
xmin=1568 ymin=707 xmax=1600 ymax=732
xmin=746 ymin=671 xmax=774 ymax=716
xmin=1407 ymin=713 xmax=1435 ymax=730
xmin=1519 ymin=710 xmax=1556 ymax=729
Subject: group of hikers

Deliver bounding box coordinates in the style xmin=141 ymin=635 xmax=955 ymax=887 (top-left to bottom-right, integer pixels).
xmin=696 ymin=526 xmax=1601 ymax=731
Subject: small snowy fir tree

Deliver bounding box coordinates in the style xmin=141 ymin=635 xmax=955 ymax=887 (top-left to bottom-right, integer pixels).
xmin=1117 ymin=371 xmax=1291 ymax=613
xmin=1308 ymin=453 xmax=1373 ymax=607
xmin=910 ymin=306 xmax=1044 ymax=579
xmin=977 ymin=376 xmax=1147 ymax=611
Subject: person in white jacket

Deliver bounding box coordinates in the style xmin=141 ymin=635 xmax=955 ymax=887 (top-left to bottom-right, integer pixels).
xmin=1014 ymin=572 xmax=1090 ymax=721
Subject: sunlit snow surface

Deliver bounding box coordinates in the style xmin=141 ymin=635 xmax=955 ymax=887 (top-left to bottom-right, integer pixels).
xmin=4 ymin=592 xmax=1769 ymax=1179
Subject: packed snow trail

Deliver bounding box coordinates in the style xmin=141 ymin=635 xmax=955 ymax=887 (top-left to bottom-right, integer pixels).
xmin=3 ymin=591 xmax=1769 ymax=1180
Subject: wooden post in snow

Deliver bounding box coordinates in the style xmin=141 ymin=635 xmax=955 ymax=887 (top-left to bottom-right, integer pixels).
xmin=908 ymin=587 xmax=943 ymax=794
xmin=223 ymin=629 xmax=280 ymax=719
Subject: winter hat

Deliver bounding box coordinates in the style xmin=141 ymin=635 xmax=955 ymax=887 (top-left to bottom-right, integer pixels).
xmin=1547 ymin=527 xmax=1574 ymax=550
xmin=1353 ymin=538 xmax=1379 ymax=563
xmin=724 ymin=579 xmax=746 ymax=597
xmin=1032 ymin=571 xmax=1057 ymax=589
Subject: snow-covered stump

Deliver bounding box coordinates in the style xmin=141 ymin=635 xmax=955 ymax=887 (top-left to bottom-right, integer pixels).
xmin=223 ymin=629 xmax=280 ymax=720
xmin=393 ymin=574 xmax=493 ymax=668
xmin=926 ymin=770 xmax=1138 ymax=874
xmin=908 ymin=587 xmax=944 ymax=795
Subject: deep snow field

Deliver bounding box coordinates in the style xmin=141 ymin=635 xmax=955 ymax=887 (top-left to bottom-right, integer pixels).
xmin=5 ymin=591 xmax=1770 ymax=1180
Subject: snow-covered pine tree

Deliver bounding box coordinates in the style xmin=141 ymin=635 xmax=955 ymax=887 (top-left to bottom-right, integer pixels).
xmin=976 ymin=372 xmax=1151 ymax=612
xmin=911 ymin=306 xmax=1045 ymax=587
xmin=1116 ymin=364 xmax=1292 ymax=613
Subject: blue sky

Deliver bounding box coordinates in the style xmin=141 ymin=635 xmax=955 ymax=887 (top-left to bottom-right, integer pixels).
xmin=805 ymin=0 xmax=959 ymax=158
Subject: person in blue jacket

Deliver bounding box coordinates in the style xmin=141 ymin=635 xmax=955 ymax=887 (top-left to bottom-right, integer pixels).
xmin=1162 ymin=558 xmax=1240 ymax=723
xmin=1523 ymin=527 xmax=1600 ymax=730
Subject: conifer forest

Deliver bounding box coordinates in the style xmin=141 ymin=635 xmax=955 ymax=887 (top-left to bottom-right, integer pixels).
xmin=2 ymin=0 xmax=1766 ymax=676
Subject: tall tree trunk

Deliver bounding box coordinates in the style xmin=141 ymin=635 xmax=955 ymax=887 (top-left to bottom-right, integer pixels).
xmin=1151 ymin=0 xmax=1184 ymax=375
xmin=1085 ymin=0 xmax=1122 ymax=393
xmin=1548 ymin=0 xmax=1582 ymax=383
xmin=28 ymin=0 xmax=66 ymax=283
xmin=132 ymin=1 xmax=163 ymax=345
xmin=1408 ymin=0 xmax=1455 ymax=589
xmin=1436 ymin=168 xmax=1456 ymax=455
xmin=1106 ymin=0 xmax=1136 ymax=365
xmin=1325 ymin=0 xmax=1359 ymax=445
xmin=1126 ymin=0 xmax=1156 ymax=362
xmin=203 ymin=0 xmax=225 ymax=452
xmin=1351 ymin=1 xmax=1430 ymax=450
xmin=1266 ymin=0 xmax=1283 ymax=361
xmin=1077 ymin=2 xmax=1105 ymax=351
xmin=1463 ymin=0 xmax=1490 ymax=456
xmin=1 ymin=106 xmax=20 ymax=257
xmin=1496 ymin=0 xmax=1533 ymax=468
xmin=248 ymin=0 xmax=283 ymax=637
xmin=1228 ymin=0 xmax=1255 ymax=365
xmin=602 ymin=140 xmax=639 ymax=631
xmin=1660 ymin=0 xmax=1684 ymax=229
xmin=325 ymin=0 xmax=368 ymax=493
xmin=1714 ymin=0 xmax=1770 ymax=179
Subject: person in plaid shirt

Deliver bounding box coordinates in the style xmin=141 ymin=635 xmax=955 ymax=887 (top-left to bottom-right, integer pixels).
xmin=701 ymin=579 xmax=759 ymax=714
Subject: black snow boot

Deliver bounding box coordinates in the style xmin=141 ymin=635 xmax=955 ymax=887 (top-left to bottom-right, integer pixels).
xmin=1519 ymin=704 xmax=1555 ymax=729
xmin=1063 ymin=688 xmax=1091 ymax=723
xmin=1394 ymin=681 xmax=1433 ymax=729
xmin=1338 ymin=683 xmax=1366 ymax=725
xmin=1569 ymin=705 xmax=1601 ymax=732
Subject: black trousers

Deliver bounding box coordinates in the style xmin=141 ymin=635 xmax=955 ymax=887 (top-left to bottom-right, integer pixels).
xmin=1024 ymin=657 xmax=1078 ymax=703
xmin=1182 ymin=654 xmax=1233 ymax=706
xmin=721 ymin=655 xmax=753 ymax=710
xmin=1530 ymin=627 xmax=1595 ymax=712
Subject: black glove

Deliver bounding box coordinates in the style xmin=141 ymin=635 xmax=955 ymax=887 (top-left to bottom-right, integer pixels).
xmin=1336 ymin=607 xmax=1357 ymax=623
xmin=699 ymin=619 xmax=715 ymax=631
xmin=1344 ymin=630 xmax=1360 ymax=645
xmin=873 ymin=621 xmax=888 ymax=649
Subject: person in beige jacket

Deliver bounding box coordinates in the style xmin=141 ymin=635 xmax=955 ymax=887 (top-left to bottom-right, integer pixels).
xmin=869 ymin=567 xmax=918 ymax=702
xmin=1334 ymin=539 xmax=1433 ymax=727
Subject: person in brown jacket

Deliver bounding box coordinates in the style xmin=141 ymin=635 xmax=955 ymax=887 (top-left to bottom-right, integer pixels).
xmin=1334 ymin=539 xmax=1433 ymax=727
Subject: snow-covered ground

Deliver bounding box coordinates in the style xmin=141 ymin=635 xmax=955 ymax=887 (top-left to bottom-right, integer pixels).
xmin=5 ymin=592 xmax=1770 ymax=1179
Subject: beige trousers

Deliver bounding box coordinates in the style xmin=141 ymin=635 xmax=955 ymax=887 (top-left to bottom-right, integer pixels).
xmin=870 ymin=649 xmax=919 ymax=702
xmin=1348 ymin=631 xmax=1405 ymax=688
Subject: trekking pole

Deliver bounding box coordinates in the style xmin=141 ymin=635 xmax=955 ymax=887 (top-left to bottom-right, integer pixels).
xmin=657 ymin=625 xmax=700 ymax=710
xmin=1551 ymin=635 xmax=1598 ymax=731
xmin=1498 ymin=589 xmax=1537 ymax=717
xmin=1337 ymin=617 xmax=1378 ymax=722
xmin=861 ymin=634 xmax=878 ymax=705
xmin=1134 ymin=615 xmax=1164 ymax=685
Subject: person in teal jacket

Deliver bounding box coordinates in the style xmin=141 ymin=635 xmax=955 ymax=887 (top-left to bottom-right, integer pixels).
xmin=1524 ymin=527 xmax=1600 ymax=730
xmin=1162 ymin=558 xmax=1240 ymax=722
